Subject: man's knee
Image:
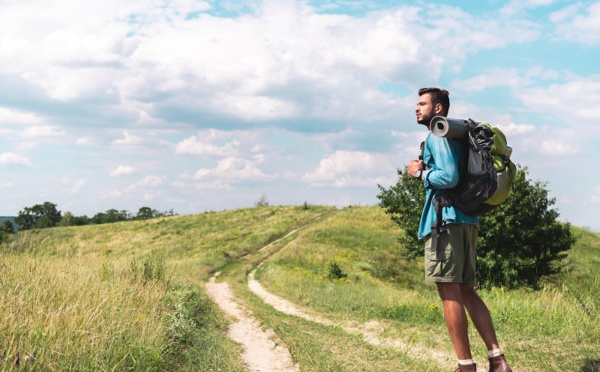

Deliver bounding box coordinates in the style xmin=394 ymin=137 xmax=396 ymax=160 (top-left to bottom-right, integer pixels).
xmin=459 ymin=285 xmax=484 ymax=307
xmin=436 ymin=282 xmax=463 ymax=301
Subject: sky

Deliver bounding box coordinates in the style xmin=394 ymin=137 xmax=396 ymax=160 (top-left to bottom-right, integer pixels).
xmin=0 ymin=0 xmax=599 ymax=231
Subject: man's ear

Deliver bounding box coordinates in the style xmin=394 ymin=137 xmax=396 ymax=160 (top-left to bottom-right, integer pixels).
xmin=434 ymin=103 xmax=443 ymax=115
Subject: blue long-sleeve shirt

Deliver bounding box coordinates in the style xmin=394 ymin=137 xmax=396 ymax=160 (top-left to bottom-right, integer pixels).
xmin=418 ymin=132 xmax=478 ymax=239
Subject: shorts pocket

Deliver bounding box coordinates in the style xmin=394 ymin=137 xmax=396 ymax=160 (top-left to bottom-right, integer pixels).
xmin=425 ymin=241 xmax=452 ymax=279
xmin=426 ymin=244 xmax=452 ymax=261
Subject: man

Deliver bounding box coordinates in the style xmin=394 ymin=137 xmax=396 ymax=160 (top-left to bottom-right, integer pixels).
xmin=406 ymin=87 xmax=512 ymax=372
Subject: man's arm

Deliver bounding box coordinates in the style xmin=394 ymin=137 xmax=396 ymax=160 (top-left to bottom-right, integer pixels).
xmin=422 ymin=136 xmax=460 ymax=189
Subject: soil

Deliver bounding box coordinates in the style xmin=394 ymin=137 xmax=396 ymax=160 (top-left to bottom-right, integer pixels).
xmin=205 ymin=274 xmax=298 ymax=372
xmin=205 ymin=223 xmax=459 ymax=371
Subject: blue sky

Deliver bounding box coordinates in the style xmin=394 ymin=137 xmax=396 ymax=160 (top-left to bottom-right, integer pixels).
xmin=0 ymin=0 xmax=599 ymax=231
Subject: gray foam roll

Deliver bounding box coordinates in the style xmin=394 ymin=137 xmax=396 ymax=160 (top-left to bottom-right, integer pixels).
xmin=430 ymin=117 xmax=469 ymax=139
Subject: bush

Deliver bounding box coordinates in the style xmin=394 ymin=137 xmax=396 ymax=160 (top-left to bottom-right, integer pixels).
xmin=376 ymin=169 xmax=425 ymax=260
xmin=377 ymin=165 xmax=576 ymax=289
xmin=327 ymin=262 xmax=347 ymax=280
xmin=477 ymin=167 xmax=577 ymax=288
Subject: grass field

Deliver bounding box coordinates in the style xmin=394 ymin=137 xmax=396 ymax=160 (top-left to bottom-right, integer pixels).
xmin=1 ymin=205 xmax=598 ymax=371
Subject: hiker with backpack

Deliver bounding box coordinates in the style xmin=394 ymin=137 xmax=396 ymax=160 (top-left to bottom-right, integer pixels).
xmin=406 ymin=87 xmax=512 ymax=372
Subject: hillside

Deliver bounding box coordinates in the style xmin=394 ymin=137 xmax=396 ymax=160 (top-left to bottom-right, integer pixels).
xmin=0 ymin=205 xmax=598 ymax=371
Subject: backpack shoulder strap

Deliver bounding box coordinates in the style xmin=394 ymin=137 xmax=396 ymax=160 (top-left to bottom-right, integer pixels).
xmin=431 ymin=194 xmax=453 ymax=251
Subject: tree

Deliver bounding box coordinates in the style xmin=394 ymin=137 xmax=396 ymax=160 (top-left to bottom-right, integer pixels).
xmin=476 ymin=167 xmax=576 ymax=288
xmin=377 ymin=169 xmax=425 ymax=260
xmin=60 ymin=211 xmax=74 ymax=227
xmin=91 ymin=212 xmax=107 ymax=225
xmin=0 ymin=219 xmax=15 ymax=243
xmin=135 ymin=207 xmax=158 ymax=220
xmin=92 ymin=209 xmax=129 ymax=224
xmin=377 ymin=165 xmax=576 ymax=289
xmin=70 ymin=214 xmax=90 ymax=226
xmin=60 ymin=212 xmax=90 ymax=227
xmin=15 ymin=202 xmax=62 ymax=230
xmin=1 ymin=219 xmax=15 ymax=234
xmin=255 ymin=194 xmax=269 ymax=207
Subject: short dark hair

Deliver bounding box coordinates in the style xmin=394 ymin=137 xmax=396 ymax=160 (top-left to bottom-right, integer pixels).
xmin=418 ymin=87 xmax=450 ymax=115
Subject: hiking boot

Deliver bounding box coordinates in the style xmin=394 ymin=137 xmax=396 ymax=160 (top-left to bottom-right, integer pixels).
xmin=455 ymin=363 xmax=477 ymax=372
xmin=489 ymin=354 xmax=512 ymax=372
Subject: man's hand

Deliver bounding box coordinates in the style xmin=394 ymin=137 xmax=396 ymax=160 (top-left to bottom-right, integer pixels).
xmin=406 ymin=159 xmax=424 ymax=178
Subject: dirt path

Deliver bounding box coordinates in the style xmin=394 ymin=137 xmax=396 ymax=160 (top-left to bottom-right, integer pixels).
xmin=248 ymin=268 xmax=452 ymax=367
xmin=248 ymin=269 xmax=333 ymax=325
xmin=205 ymin=274 xmax=298 ymax=372
xmin=249 ymin=231 xmax=447 ymax=360
xmin=205 ymin=217 xmax=459 ymax=371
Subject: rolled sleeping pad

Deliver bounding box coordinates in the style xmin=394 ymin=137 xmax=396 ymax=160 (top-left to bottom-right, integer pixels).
xmin=430 ymin=116 xmax=471 ymax=139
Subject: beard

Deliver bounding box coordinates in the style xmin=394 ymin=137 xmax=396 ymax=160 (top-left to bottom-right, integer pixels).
xmin=417 ymin=114 xmax=433 ymax=126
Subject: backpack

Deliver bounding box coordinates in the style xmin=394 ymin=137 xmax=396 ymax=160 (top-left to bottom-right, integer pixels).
xmin=423 ymin=117 xmax=516 ymax=250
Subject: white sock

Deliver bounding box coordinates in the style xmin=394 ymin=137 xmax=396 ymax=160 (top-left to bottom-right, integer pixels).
xmin=488 ymin=348 xmax=502 ymax=358
xmin=458 ymin=358 xmax=475 ymax=365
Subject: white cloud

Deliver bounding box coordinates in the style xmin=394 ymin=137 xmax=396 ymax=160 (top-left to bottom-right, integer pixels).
xmin=70 ymin=179 xmax=87 ymax=194
xmin=110 ymin=165 xmax=137 ymax=176
xmin=495 ymin=123 xmax=536 ymax=136
xmin=112 ymin=175 xmax=168 ymax=198
xmin=142 ymin=190 xmax=162 ymax=201
xmin=0 ymin=152 xmax=32 ymax=166
xmin=175 ymin=130 xmax=241 ymax=157
xmin=454 ymin=68 xmax=551 ymax=93
xmin=76 ymin=137 xmax=95 ymax=145
xmin=302 ymin=150 xmax=395 ymax=187
xmin=1 ymin=0 xmax=541 ymax=128
xmin=514 ymin=126 xmax=580 ymax=158
xmin=517 ymin=78 xmax=600 ymax=125
xmin=0 ymin=107 xmax=42 ymax=124
xmin=538 ymin=140 xmax=578 ymax=155
xmin=194 ymin=157 xmax=270 ymax=181
xmin=15 ymin=141 xmax=39 ymax=151
xmin=551 ymin=2 xmax=600 ymax=44
xmin=103 ymin=190 xmax=123 ymax=199
xmin=592 ymin=186 xmax=600 ymax=203
xmin=132 ymin=175 xmax=167 ymax=187
xmin=112 ymin=131 xmax=141 ymax=146
xmin=20 ymin=125 xmax=65 ymax=138
xmin=500 ymin=0 xmax=556 ymax=16
xmin=0 ymin=0 xmax=596 ymax=230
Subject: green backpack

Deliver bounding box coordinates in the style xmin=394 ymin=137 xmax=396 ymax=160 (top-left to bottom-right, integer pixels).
xmin=427 ymin=118 xmax=516 ymax=250
xmin=479 ymin=122 xmax=516 ymax=209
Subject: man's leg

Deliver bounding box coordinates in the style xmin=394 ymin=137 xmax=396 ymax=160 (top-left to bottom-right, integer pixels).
xmin=436 ymin=282 xmax=472 ymax=360
xmin=461 ymin=285 xmax=513 ymax=371
xmin=459 ymin=284 xmax=499 ymax=351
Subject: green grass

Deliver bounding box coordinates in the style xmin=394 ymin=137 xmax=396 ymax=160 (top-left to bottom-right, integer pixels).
xmin=0 ymin=205 xmax=332 ymax=371
xmin=1 ymin=204 xmax=598 ymax=371
xmin=254 ymin=206 xmax=600 ymax=371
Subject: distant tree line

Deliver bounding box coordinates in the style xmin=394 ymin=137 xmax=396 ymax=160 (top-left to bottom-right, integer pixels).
xmin=7 ymin=202 xmax=177 ymax=233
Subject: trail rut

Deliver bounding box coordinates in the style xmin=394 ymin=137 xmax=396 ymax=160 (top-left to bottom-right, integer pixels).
xmin=205 ymin=274 xmax=298 ymax=372
xmin=205 ymin=216 xmax=460 ymax=371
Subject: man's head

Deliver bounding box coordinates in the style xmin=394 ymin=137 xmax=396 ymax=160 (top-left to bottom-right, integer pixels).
xmin=416 ymin=87 xmax=450 ymax=126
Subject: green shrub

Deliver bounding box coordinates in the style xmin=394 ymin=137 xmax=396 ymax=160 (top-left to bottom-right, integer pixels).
xmin=327 ymin=262 xmax=347 ymax=280
xmin=378 ymin=165 xmax=577 ymax=289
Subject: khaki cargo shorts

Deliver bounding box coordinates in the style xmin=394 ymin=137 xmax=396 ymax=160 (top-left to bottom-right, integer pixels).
xmin=424 ymin=224 xmax=478 ymax=285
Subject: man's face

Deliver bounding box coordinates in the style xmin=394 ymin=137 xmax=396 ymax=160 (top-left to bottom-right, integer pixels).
xmin=416 ymin=93 xmax=438 ymax=126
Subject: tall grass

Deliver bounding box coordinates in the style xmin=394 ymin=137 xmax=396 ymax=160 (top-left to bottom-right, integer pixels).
xmin=0 ymin=205 xmax=331 ymax=371
xmin=256 ymin=206 xmax=600 ymax=371
xmin=0 ymin=254 xmax=169 ymax=370
xmin=2 ymin=204 xmax=597 ymax=371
